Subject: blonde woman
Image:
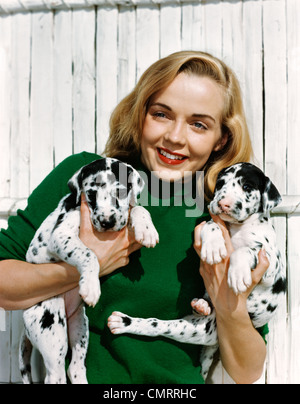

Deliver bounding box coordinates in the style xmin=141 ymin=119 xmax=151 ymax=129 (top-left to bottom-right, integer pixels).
xmin=0 ymin=51 xmax=269 ymax=384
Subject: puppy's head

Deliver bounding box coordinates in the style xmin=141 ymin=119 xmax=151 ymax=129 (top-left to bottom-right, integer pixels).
xmin=68 ymin=158 xmax=144 ymax=232
xmin=209 ymin=163 xmax=282 ymax=223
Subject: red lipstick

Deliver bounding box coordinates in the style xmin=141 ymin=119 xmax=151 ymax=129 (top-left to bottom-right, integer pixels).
xmin=157 ymin=148 xmax=188 ymax=166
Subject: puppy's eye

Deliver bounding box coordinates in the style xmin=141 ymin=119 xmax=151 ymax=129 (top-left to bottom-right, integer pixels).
xmin=242 ymin=183 xmax=252 ymax=193
xmin=215 ymin=179 xmax=225 ymax=192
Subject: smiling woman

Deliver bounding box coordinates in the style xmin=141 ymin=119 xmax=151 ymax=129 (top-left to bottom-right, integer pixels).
xmin=0 ymin=50 xmax=267 ymax=384
xmin=140 ymin=74 xmax=225 ymax=182
xmin=105 ymin=51 xmax=253 ymax=199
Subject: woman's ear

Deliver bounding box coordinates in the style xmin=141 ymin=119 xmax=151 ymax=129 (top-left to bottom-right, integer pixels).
xmin=213 ymin=132 xmax=228 ymax=152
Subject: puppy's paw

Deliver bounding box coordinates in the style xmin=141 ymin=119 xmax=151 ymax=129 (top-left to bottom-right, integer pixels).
xmin=200 ymin=222 xmax=227 ymax=265
xmin=191 ymin=298 xmax=212 ymax=316
xmin=130 ymin=206 xmax=159 ymax=248
xmin=134 ymin=222 xmax=159 ymax=248
xmin=107 ymin=311 xmax=132 ymax=335
xmin=79 ymin=275 xmax=101 ymax=307
xmin=227 ymin=265 xmax=252 ymax=294
xmin=201 ymin=240 xmax=227 ymax=265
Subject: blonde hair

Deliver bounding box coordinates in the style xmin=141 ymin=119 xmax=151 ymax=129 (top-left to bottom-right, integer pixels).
xmin=104 ymin=51 xmax=253 ymax=199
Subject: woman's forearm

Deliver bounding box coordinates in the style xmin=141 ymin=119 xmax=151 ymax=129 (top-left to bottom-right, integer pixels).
xmin=0 ymin=260 xmax=80 ymax=311
xmin=0 ymin=221 xmax=141 ymax=312
xmin=216 ymin=305 xmax=266 ymax=384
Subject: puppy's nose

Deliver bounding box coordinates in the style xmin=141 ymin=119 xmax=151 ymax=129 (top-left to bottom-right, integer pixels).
xmin=100 ymin=215 xmax=116 ymax=230
xmin=218 ymin=198 xmax=232 ymax=213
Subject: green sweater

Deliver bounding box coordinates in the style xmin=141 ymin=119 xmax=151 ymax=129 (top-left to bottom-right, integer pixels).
xmin=0 ymin=152 xmax=268 ymax=384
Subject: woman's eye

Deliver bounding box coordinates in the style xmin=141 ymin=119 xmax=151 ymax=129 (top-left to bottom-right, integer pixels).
xmin=193 ymin=122 xmax=207 ymax=130
xmin=153 ymin=112 xmax=167 ymax=119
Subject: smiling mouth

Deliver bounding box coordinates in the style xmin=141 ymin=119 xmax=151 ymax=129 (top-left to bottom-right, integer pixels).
xmin=157 ymin=148 xmax=188 ymax=165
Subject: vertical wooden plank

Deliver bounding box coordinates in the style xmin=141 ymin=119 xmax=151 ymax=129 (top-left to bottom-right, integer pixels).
xmin=0 ymin=19 xmax=11 ymax=374
xmin=72 ymin=8 xmax=96 ymax=155
xmin=0 ymin=16 xmax=18 ymax=383
xmin=286 ymin=0 xmax=300 ymax=385
xmin=201 ymin=0 xmax=223 ymax=59
xmin=0 ymin=308 xmax=6 ymax=332
xmin=0 ymin=311 xmax=11 ymax=383
xmin=10 ymin=311 xmax=23 ymax=383
xmin=286 ymin=0 xmax=300 ymax=196
xmin=136 ymin=5 xmax=160 ymax=81
xmin=266 ymin=215 xmax=288 ymax=384
xmin=53 ymin=10 xmax=73 ymax=166
xmin=262 ymin=0 xmax=288 ymax=384
xmin=160 ymin=4 xmax=182 ymax=58
xmin=222 ymin=0 xmax=244 ymax=86
xmin=263 ymin=0 xmax=287 ymax=188
xmin=285 ymin=213 xmax=300 ymax=385
xmin=30 ymin=11 xmax=54 ymax=192
xmin=10 ymin=13 xmax=31 ymax=198
xmin=242 ymin=0 xmax=264 ymax=168
xmin=0 ymin=15 xmax=11 ymax=199
xmin=117 ymin=6 xmax=136 ymax=102
xmin=286 ymin=215 xmax=300 ymax=385
xmin=181 ymin=2 xmax=203 ymax=50
xmin=96 ymin=6 xmax=118 ymax=155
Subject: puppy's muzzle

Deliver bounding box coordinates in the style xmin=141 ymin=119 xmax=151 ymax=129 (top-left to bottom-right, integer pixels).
xmin=217 ymin=197 xmax=232 ymax=214
xmin=99 ymin=215 xmax=117 ymax=230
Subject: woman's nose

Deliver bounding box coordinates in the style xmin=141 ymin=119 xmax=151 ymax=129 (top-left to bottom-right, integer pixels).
xmin=164 ymin=120 xmax=186 ymax=146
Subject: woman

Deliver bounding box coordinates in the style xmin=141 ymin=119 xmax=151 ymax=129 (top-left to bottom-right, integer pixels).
xmin=0 ymin=51 xmax=269 ymax=384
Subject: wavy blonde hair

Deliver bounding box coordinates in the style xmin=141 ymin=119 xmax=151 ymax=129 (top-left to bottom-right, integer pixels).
xmin=104 ymin=51 xmax=253 ymax=200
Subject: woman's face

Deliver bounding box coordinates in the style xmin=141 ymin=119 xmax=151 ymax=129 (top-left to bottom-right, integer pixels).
xmin=141 ymin=73 xmax=226 ymax=182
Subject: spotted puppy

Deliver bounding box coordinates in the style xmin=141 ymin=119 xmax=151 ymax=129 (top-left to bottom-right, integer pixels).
xmin=108 ymin=163 xmax=286 ymax=380
xmin=19 ymin=158 xmax=159 ymax=384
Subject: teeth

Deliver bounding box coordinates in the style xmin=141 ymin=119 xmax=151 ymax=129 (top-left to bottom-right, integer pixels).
xmin=159 ymin=149 xmax=186 ymax=160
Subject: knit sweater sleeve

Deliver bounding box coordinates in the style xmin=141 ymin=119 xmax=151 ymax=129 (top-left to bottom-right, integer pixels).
xmin=0 ymin=152 xmax=101 ymax=262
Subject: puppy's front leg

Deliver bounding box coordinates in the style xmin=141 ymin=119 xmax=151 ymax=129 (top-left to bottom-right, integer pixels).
xmin=200 ymin=220 xmax=227 ymax=265
xmin=227 ymin=247 xmax=259 ymax=294
xmin=129 ymin=206 xmax=159 ymax=248
xmin=67 ymin=303 xmax=89 ymax=384
xmin=108 ymin=311 xmax=218 ymax=346
xmin=49 ymin=210 xmax=100 ymax=307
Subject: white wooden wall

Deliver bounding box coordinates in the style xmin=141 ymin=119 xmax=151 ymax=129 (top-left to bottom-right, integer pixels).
xmin=0 ymin=0 xmax=300 ymax=384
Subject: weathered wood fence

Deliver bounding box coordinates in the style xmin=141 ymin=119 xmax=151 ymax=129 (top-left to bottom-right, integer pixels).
xmin=0 ymin=0 xmax=300 ymax=384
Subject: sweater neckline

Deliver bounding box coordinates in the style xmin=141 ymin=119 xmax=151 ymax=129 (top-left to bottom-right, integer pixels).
xmin=132 ymin=159 xmax=208 ymax=220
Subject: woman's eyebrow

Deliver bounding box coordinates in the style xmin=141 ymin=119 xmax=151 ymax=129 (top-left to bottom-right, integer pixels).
xmin=150 ymin=102 xmax=172 ymax=111
xmin=192 ymin=113 xmax=216 ymax=123
xmin=151 ymin=103 xmax=216 ymax=123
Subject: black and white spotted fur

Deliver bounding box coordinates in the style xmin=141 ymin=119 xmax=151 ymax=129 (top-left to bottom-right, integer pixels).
xmin=19 ymin=158 xmax=159 ymax=384
xmin=108 ymin=163 xmax=286 ymax=381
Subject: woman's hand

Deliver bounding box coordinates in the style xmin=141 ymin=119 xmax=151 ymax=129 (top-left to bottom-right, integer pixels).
xmin=79 ymin=194 xmax=142 ymax=278
xmin=193 ymin=215 xmax=269 ymax=318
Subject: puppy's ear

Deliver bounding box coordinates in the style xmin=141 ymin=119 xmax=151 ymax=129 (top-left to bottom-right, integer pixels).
xmin=262 ymin=178 xmax=282 ymax=213
xmin=128 ymin=168 xmax=145 ymax=206
xmin=67 ymin=168 xmax=83 ymax=204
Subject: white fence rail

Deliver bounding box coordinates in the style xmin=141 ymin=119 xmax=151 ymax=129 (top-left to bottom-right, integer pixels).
xmin=1 ymin=0 xmax=213 ymax=13
xmin=1 ymin=0 xmax=300 ymax=384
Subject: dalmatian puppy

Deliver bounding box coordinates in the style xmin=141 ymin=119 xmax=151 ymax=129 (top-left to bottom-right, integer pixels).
xmin=108 ymin=163 xmax=286 ymax=381
xmin=19 ymin=158 xmax=159 ymax=384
